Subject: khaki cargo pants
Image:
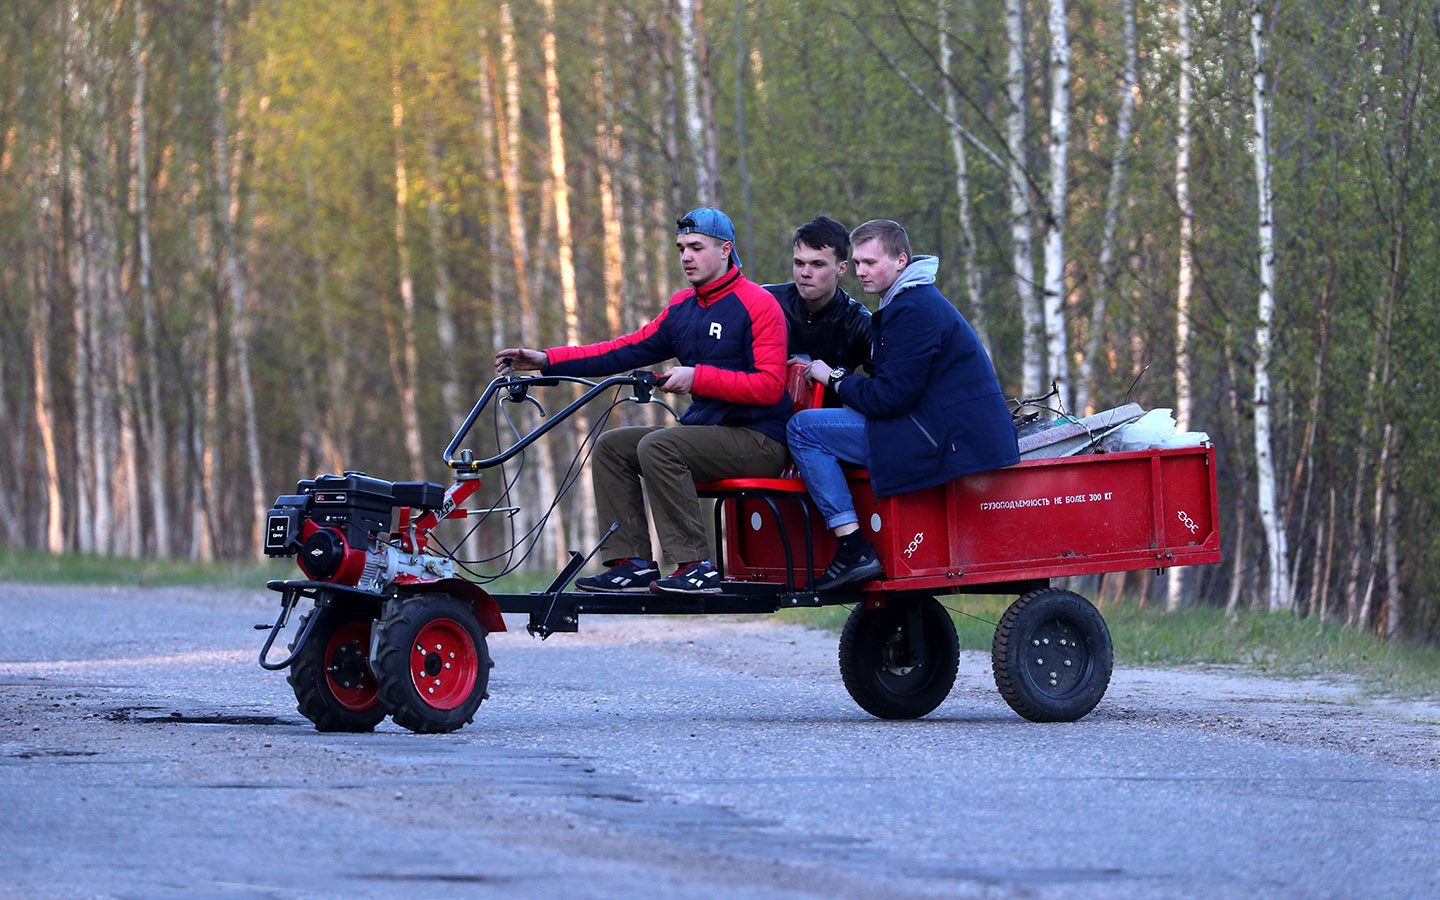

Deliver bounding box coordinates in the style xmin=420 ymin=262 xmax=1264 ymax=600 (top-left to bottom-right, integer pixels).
xmin=592 ymin=425 xmax=789 ymax=568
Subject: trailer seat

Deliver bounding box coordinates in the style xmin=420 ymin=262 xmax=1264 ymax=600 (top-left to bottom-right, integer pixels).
xmin=694 ymin=361 xmax=825 ymax=589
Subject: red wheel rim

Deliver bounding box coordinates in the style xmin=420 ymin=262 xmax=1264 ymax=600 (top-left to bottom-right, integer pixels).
xmin=324 ymin=620 xmax=380 ymax=712
xmin=409 ymin=619 xmax=478 ymax=710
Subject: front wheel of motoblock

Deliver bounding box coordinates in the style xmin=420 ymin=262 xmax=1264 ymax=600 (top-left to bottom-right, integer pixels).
xmin=372 ymin=593 xmax=492 ymax=734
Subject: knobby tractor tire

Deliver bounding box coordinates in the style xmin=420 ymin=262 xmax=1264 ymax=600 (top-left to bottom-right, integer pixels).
xmin=992 ymin=588 xmax=1112 ymax=722
xmin=372 ymin=593 xmax=492 ymax=734
xmin=287 ymin=604 xmax=388 ymax=733
xmin=838 ymin=595 xmax=959 ymax=719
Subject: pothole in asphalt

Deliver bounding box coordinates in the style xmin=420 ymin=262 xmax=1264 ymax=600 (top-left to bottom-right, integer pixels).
xmin=105 ymin=707 xmax=296 ymax=726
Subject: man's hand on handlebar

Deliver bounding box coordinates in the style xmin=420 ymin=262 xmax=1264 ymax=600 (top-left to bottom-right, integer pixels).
xmin=658 ymin=366 xmax=694 ymax=395
xmin=495 ymin=348 xmax=548 ymax=375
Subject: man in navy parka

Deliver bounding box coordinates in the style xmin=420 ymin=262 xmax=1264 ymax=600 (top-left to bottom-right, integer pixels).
xmin=788 ymin=219 xmax=1019 ymax=591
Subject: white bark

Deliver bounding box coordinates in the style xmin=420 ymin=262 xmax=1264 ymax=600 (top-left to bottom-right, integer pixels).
xmin=498 ymin=2 xmax=566 ymax=567
xmin=541 ymin=0 xmax=597 ymax=554
xmin=1006 ymin=0 xmax=1042 ymax=397
xmin=676 ymin=0 xmax=714 ymax=202
xmin=1383 ymin=468 xmax=1401 ymax=637
xmin=1041 ymin=0 xmax=1071 ymax=411
xmin=1249 ymin=2 xmax=1290 ymax=611
xmin=425 ymin=140 xmax=461 ymax=421
xmin=390 ymin=28 xmax=425 ymax=482
xmin=939 ymin=2 xmax=986 ymax=347
xmin=30 ymin=277 xmax=64 ymax=553
xmin=1167 ymin=0 xmax=1192 ymax=611
xmin=594 ymin=27 xmax=625 ymax=337
xmin=1080 ymin=0 xmax=1138 ymax=416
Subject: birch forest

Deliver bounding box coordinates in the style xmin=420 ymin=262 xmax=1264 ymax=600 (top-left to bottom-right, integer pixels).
xmin=4 ymin=0 xmax=1440 ymax=642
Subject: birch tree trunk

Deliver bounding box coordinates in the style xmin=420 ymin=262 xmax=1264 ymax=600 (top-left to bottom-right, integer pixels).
xmin=541 ymin=0 xmax=597 ymax=554
xmin=593 ymin=25 xmax=626 ymax=337
xmin=132 ymin=0 xmax=169 ymax=556
xmin=939 ymin=1 xmax=987 ymax=348
xmin=676 ymin=0 xmax=715 ymax=203
xmin=1005 ymin=0 xmax=1042 ymax=398
xmin=1383 ymin=469 xmax=1401 ymax=637
xmin=1167 ymin=0 xmax=1192 ymax=611
xmin=390 ymin=19 xmax=425 ymax=482
xmin=1041 ymin=0 xmax=1071 ymax=411
xmin=1080 ymin=0 xmax=1138 ymax=417
xmin=1249 ymin=1 xmax=1290 ymax=611
xmin=498 ymin=2 xmax=566 ymax=567
xmin=425 ymin=139 xmax=461 ymax=421
xmin=30 ymin=279 xmax=64 ymax=553
xmin=1357 ymin=424 xmax=1394 ymax=630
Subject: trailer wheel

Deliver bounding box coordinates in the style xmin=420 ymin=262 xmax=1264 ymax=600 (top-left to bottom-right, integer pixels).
xmin=372 ymin=593 xmax=491 ymax=734
xmin=839 ymin=595 xmax=958 ymax=719
xmin=287 ymin=605 xmax=387 ymax=732
xmin=992 ymin=589 xmax=1112 ymax=722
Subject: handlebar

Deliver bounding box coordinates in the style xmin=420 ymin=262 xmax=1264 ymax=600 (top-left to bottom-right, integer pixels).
xmin=443 ymin=371 xmax=673 ymax=472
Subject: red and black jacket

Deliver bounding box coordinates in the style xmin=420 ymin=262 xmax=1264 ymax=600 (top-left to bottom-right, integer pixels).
xmin=543 ymin=267 xmax=792 ymax=443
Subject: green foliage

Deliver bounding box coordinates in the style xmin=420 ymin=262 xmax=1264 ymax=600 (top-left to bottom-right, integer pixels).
xmin=6 ymin=0 xmax=1440 ymax=641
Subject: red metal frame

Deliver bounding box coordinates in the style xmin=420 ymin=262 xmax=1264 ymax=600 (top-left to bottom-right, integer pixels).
xmin=717 ymin=445 xmax=1221 ymax=591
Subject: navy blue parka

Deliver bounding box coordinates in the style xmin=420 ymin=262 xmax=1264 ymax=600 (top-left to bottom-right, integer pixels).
xmin=832 ymin=259 xmax=1018 ymax=496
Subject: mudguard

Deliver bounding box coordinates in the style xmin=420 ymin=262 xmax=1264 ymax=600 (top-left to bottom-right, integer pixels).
xmin=394 ymin=576 xmax=507 ymax=633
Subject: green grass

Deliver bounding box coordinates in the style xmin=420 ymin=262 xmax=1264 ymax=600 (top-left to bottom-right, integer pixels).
xmin=0 ymin=547 xmax=292 ymax=589
xmin=780 ymin=593 xmax=1440 ymax=699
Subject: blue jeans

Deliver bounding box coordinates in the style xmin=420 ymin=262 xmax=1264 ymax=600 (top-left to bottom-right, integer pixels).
xmin=786 ymin=408 xmax=870 ymax=530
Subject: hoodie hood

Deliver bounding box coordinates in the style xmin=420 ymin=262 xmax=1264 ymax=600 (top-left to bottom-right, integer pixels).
xmin=878 ymin=255 xmax=939 ymax=309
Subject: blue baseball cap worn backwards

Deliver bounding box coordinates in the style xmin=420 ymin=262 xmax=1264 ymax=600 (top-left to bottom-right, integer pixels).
xmin=676 ymin=207 xmax=742 ymax=270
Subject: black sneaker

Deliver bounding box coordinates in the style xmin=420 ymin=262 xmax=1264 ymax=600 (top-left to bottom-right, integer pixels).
xmin=813 ymin=544 xmax=884 ymax=591
xmin=576 ymin=558 xmax=660 ymax=593
xmin=649 ymin=560 xmax=723 ymax=595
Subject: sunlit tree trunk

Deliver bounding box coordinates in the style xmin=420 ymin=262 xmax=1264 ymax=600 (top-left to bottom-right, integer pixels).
xmin=497 ymin=2 xmax=565 ymax=567
xmin=1249 ymin=1 xmax=1290 ymax=611
xmin=30 ymin=280 xmax=64 ymax=553
xmin=1041 ymin=0 xmax=1071 ymax=411
xmin=676 ymin=0 xmax=716 ymax=202
xmin=390 ymin=17 xmax=425 ymax=482
xmin=1005 ymin=0 xmax=1041 ymax=397
xmin=593 ymin=25 xmax=625 ymax=337
xmin=939 ymin=1 xmax=986 ymax=347
xmin=541 ymin=0 xmax=596 ymax=554
xmin=212 ymin=0 xmax=265 ymax=559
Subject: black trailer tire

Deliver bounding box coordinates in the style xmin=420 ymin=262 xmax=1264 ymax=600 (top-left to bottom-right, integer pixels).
xmin=992 ymin=588 xmax=1112 ymax=722
xmin=287 ymin=605 xmax=388 ymax=733
xmin=372 ymin=593 xmax=491 ymax=734
xmin=839 ymin=595 xmax=959 ymax=719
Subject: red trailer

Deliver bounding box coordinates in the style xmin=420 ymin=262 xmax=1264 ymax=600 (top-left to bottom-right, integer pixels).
xmin=256 ymin=372 xmax=1221 ymax=733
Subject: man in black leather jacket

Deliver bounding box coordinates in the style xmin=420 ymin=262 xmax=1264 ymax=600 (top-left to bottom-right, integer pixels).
xmin=764 ymin=216 xmax=873 ymax=377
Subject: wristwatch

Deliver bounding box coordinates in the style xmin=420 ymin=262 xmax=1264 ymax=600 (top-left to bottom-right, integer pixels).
xmin=827 ymin=367 xmax=848 ymax=387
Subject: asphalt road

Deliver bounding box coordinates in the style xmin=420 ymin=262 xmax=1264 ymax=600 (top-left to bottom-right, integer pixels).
xmin=1 ymin=583 xmax=1436 ymax=900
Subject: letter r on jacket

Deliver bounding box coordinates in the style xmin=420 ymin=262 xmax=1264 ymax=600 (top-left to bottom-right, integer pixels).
xmin=709 ymin=322 xmax=723 ymax=339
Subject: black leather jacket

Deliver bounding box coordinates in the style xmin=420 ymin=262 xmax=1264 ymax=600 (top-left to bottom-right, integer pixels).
xmin=763 ymin=282 xmax=874 ymax=374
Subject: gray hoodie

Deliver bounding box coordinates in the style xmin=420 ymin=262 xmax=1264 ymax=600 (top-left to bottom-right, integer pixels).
xmin=878 ymin=255 xmax=939 ymax=310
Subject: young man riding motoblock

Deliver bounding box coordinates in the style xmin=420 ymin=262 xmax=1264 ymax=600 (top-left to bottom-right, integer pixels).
xmin=495 ymin=208 xmax=790 ymax=596
xmin=787 ymin=219 xmax=1019 ymax=591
